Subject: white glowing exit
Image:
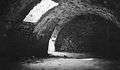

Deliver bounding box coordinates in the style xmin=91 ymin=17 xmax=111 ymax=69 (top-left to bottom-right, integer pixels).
xmin=23 ymin=0 xmax=58 ymax=23
xmin=48 ymin=26 xmax=87 ymax=58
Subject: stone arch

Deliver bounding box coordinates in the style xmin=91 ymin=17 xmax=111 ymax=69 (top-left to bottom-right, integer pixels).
xmin=44 ymin=1 xmax=120 ymax=58
xmin=1 ymin=0 xmax=120 ymax=59
xmin=48 ymin=13 xmax=120 ymax=58
xmin=55 ymin=14 xmax=113 ymax=54
xmin=34 ymin=0 xmax=119 ymax=40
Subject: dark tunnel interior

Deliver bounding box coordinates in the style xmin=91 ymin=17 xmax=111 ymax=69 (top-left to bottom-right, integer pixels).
xmin=0 ymin=0 xmax=120 ymax=61
xmin=55 ymin=14 xmax=120 ymax=59
xmin=0 ymin=0 xmax=120 ymax=70
xmin=0 ymin=0 xmax=50 ymax=60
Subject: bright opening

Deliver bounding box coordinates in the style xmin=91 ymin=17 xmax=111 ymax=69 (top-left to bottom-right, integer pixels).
xmin=47 ymin=27 xmax=83 ymax=57
xmin=48 ymin=37 xmax=56 ymax=53
xmin=23 ymin=0 xmax=58 ymax=23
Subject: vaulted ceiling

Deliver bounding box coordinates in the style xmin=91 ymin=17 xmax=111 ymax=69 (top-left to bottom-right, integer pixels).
xmin=0 ymin=0 xmax=120 ymax=58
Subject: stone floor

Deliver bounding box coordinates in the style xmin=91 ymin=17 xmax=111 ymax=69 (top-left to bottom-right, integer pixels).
xmin=0 ymin=56 xmax=120 ymax=70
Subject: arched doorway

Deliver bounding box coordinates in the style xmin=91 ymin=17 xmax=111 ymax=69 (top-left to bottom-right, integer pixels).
xmin=1 ymin=0 xmax=120 ymax=60
xmin=48 ymin=13 xmax=120 ymax=59
xmin=46 ymin=1 xmax=120 ymax=59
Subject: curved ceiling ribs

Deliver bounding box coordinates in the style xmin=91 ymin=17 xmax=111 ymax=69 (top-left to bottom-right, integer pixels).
xmin=34 ymin=0 xmax=119 ymax=40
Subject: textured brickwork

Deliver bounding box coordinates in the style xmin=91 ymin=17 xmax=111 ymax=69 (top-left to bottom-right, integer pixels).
xmin=55 ymin=14 xmax=120 ymax=59
xmin=34 ymin=0 xmax=118 ymax=39
xmin=0 ymin=0 xmax=120 ymax=59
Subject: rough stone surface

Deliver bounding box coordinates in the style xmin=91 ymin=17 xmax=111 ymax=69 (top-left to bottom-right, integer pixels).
xmin=0 ymin=0 xmax=49 ymax=58
xmin=55 ymin=14 xmax=120 ymax=59
xmin=0 ymin=0 xmax=120 ymax=60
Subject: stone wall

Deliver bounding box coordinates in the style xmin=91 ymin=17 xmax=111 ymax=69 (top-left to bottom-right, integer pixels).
xmin=0 ymin=0 xmax=49 ymax=59
xmin=55 ymin=14 xmax=120 ymax=59
xmin=0 ymin=0 xmax=120 ymax=60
